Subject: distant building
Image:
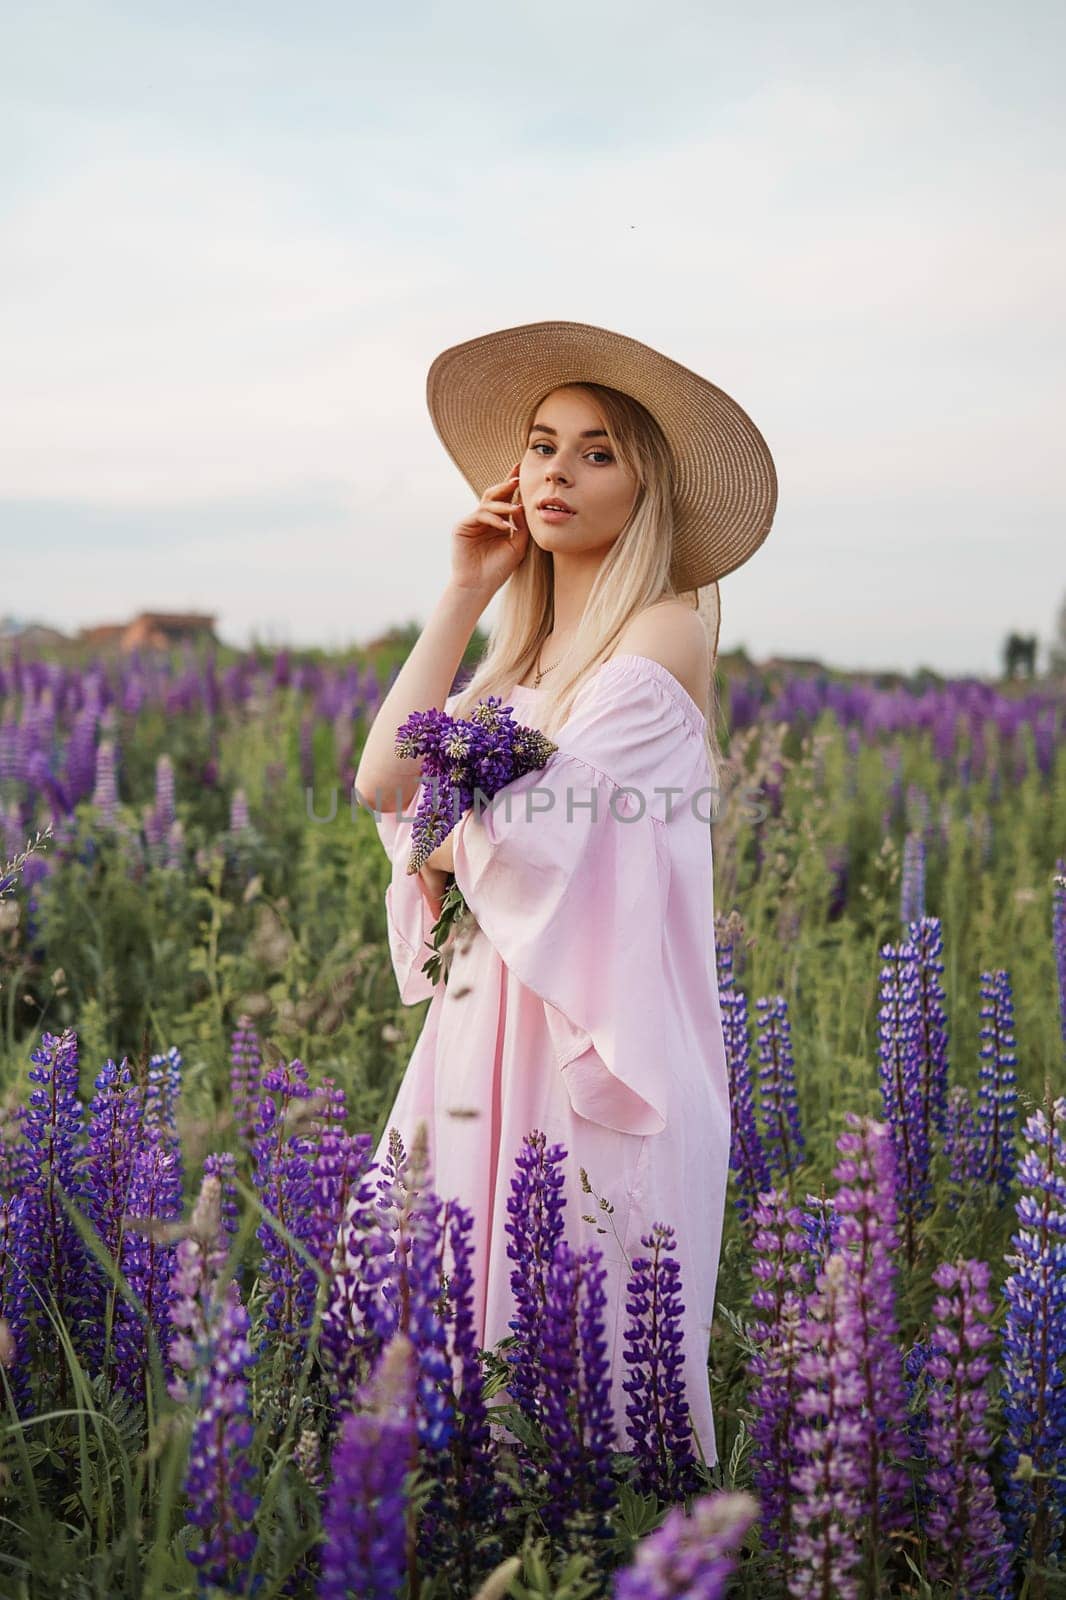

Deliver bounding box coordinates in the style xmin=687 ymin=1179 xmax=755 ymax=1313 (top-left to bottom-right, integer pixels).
xmin=77 ymin=611 xmax=218 ymax=653
xmin=0 ymin=622 xmax=70 ymax=652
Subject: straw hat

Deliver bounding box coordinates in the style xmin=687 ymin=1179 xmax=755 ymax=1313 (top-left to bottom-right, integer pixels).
xmin=425 ymin=320 xmax=778 ymax=638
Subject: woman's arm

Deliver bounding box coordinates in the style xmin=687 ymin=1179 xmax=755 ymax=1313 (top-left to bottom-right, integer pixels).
xmin=354 ymin=584 xmax=488 ymax=816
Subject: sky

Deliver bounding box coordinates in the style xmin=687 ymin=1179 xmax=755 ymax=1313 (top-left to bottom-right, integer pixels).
xmin=2 ymin=0 xmax=1064 ymax=677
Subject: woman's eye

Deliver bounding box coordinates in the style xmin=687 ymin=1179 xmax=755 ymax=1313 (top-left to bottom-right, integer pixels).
xmin=530 ymin=442 xmax=613 ymax=463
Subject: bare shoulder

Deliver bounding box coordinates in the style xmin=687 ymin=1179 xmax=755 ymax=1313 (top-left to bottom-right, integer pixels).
xmin=612 ymin=599 xmax=710 ymax=709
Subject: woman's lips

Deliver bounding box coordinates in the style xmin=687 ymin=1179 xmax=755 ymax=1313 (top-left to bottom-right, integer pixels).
xmin=537 ymin=507 xmax=576 ymax=523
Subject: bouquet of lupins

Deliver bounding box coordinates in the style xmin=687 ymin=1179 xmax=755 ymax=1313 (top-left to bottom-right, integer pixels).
xmin=393 ymin=695 xmax=558 ymax=985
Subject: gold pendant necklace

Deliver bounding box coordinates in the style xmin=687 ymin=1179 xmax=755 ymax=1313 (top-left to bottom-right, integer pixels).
xmin=533 ymin=646 xmax=561 ymax=689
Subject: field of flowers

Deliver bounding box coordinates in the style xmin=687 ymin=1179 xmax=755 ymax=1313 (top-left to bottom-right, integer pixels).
xmin=0 ymin=637 xmax=1063 ymax=1599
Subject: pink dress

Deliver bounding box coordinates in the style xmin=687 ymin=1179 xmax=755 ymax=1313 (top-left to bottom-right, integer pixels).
xmin=367 ymin=651 xmax=731 ymax=1466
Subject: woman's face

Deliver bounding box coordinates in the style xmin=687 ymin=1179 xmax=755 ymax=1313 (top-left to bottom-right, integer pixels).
xmin=517 ymin=387 xmax=640 ymax=561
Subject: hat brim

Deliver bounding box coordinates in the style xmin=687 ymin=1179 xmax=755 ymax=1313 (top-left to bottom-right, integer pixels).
xmin=426 ymin=319 xmax=777 ymax=592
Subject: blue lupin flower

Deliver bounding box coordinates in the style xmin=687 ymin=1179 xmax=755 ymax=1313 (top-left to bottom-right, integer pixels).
xmin=418 ymin=1198 xmax=506 ymax=1584
xmin=875 ymin=938 xmax=933 ymax=1261
xmin=974 ymin=969 xmax=1019 ymax=1203
xmin=251 ymin=1059 xmax=319 ymax=1347
xmin=905 ymin=915 xmax=951 ymax=1143
xmin=15 ymin=1028 xmax=91 ymax=1369
xmin=720 ymin=985 xmax=772 ymax=1222
xmin=318 ymin=1331 xmax=417 ymax=1600
xmin=114 ymin=1126 xmax=183 ymax=1397
xmin=82 ymin=1057 xmax=143 ymax=1370
xmin=539 ymin=1241 xmax=616 ymax=1540
xmin=754 ymin=995 xmax=806 ymax=1181
xmin=999 ymin=1095 xmax=1066 ymax=1571
xmin=621 ymin=1222 xmax=702 ymax=1502
xmin=504 ymin=1128 xmax=568 ymax=1426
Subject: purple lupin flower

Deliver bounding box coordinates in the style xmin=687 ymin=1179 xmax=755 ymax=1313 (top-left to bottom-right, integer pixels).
xmin=229 ymin=1018 xmax=263 ymax=1150
xmin=621 ymin=1223 xmax=701 ymax=1502
xmin=504 ymin=1128 xmax=568 ymax=1425
xmin=924 ymin=1258 xmax=1013 ymax=1597
xmin=999 ymin=1093 xmax=1066 ymax=1574
xmin=15 ymin=1028 xmax=91 ymax=1371
xmin=322 ymin=1155 xmax=396 ymax=1394
xmin=539 ymin=1240 xmax=616 ymax=1540
xmin=82 ymin=1058 xmax=143 ymax=1370
xmin=974 ymin=969 xmax=1019 ymax=1202
xmin=0 ymin=1195 xmax=33 ymax=1410
xmin=900 ymin=831 xmax=925 ymax=924
xmin=906 ymin=914 xmax=951 ymax=1143
xmin=943 ymin=1082 xmax=983 ymax=1205
xmin=830 ymin=1115 xmax=914 ymax=1557
xmin=876 ymin=938 xmax=933 ymax=1262
xmin=754 ymin=995 xmax=806 ymax=1181
xmin=307 ymin=1078 xmax=372 ymax=1276
xmin=788 ymin=1252 xmax=866 ymax=1600
xmin=418 ymin=1198 xmax=505 ymax=1585
xmin=747 ymin=1190 xmax=816 ymax=1559
xmin=114 ymin=1127 xmax=183 ymax=1397
xmin=612 ymin=1490 xmax=759 ymax=1600
xmin=720 ymin=984 xmax=772 ymax=1223
xmin=391 ymin=698 xmax=558 ymax=875
xmin=318 ymin=1331 xmax=417 ymax=1600
xmin=1053 ymin=861 xmax=1066 ymax=1054
xmin=251 ymin=1058 xmax=319 ymax=1347
xmin=169 ymin=1175 xmax=259 ymax=1594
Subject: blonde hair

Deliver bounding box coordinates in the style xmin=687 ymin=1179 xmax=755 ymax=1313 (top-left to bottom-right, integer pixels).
xmin=448 ymin=382 xmax=724 ymax=788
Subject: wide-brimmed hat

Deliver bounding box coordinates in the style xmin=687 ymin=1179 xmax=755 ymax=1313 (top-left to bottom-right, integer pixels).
xmin=425 ymin=319 xmax=778 ymax=604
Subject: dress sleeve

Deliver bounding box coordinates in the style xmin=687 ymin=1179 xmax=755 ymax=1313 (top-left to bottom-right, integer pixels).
xmin=450 ymin=655 xmax=710 ymax=1136
xmin=369 ymin=690 xmax=463 ymax=1007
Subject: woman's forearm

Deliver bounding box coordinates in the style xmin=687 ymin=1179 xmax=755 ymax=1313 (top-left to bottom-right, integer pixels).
xmin=354 ymin=584 xmax=489 ymax=814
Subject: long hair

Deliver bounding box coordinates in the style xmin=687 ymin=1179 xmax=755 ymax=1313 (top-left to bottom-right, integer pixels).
xmin=447 ymin=382 xmax=724 ymax=787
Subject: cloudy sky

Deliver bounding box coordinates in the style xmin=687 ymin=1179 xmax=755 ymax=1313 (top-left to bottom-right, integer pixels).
xmin=2 ymin=0 xmax=1064 ymax=675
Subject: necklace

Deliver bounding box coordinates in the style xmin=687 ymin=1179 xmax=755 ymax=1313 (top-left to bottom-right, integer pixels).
xmin=533 ymin=642 xmax=563 ymax=688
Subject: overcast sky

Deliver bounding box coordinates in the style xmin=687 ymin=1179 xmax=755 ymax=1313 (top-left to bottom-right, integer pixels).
xmin=2 ymin=1 xmax=1064 ymax=676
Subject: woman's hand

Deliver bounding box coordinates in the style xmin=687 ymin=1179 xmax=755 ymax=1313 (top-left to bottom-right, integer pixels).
xmin=449 ymin=459 xmax=531 ymax=599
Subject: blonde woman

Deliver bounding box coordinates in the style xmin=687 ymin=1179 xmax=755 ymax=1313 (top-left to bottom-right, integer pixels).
xmin=354 ymin=320 xmax=777 ymax=1466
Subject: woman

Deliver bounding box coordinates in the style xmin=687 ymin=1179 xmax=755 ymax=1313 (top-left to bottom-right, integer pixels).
xmin=353 ymin=320 xmax=778 ymax=1466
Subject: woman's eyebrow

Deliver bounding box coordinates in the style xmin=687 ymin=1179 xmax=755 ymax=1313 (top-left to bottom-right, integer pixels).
xmin=528 ymin=422 xmax=610 ymax=439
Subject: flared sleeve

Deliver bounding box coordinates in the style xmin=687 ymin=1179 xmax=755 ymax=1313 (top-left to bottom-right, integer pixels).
xmin=369 ymin=690 xmax=463 ymax=1007
xmin=450 ymin=654 xmax=711 ymax=1137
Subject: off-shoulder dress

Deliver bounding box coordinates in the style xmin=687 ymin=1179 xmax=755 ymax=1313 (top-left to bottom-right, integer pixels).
xmin=366 ymin=651 xmax=731 ymax=1465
